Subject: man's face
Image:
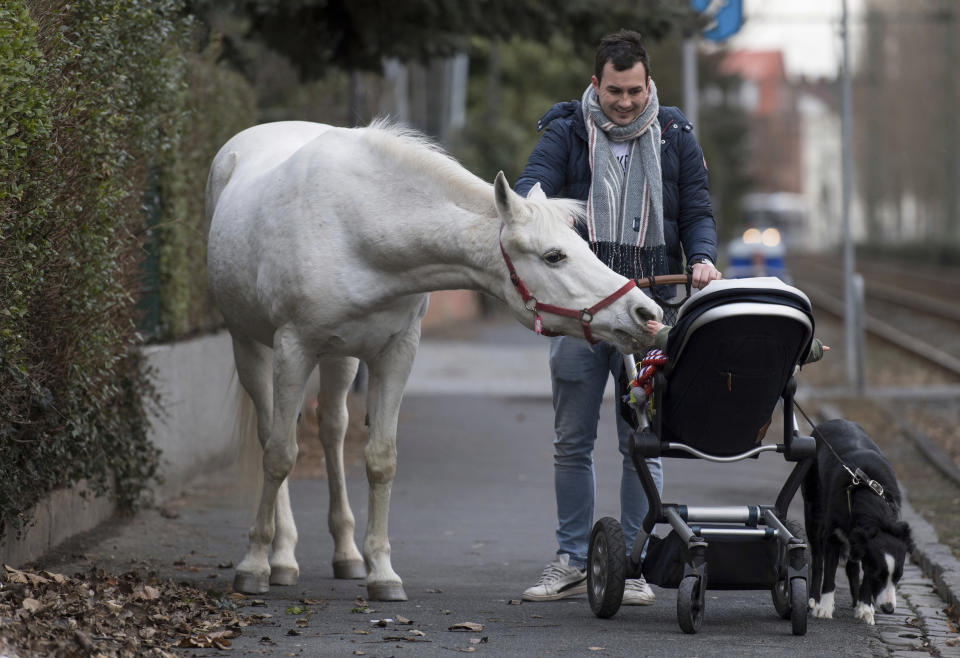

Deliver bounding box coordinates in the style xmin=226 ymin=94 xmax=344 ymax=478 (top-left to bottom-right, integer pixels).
xmin=591 ymin=61 xmax=649 ymax=126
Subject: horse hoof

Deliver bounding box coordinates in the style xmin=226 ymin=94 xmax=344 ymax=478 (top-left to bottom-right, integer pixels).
xmin=367 ymin=582 xmax=408 ymax=601
xmin=333 ymin=560 xmax=366 ymax=579
xmin=269 ymin=566 xmax=299 ymax=586
xmin=234 ymin=571 xmax=269 ymax=594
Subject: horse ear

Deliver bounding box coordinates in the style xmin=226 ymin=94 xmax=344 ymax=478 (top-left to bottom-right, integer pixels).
xmin=526 ymin=182 xmax=547 ymax=200
xmin=494 ymin=171 xmax=517 ymax=223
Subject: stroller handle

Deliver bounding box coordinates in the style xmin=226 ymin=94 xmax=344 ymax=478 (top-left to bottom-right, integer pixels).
xmin=632 ymin=273 xmax=693 ymax=289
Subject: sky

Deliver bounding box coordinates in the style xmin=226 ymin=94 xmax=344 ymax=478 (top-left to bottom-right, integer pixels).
xmin=725 ymin=0 xmax=846 ymax=79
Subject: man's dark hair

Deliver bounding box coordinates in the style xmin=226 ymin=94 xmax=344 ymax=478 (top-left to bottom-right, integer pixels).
xmin=594 ymin=30 xmax=651 ymax=81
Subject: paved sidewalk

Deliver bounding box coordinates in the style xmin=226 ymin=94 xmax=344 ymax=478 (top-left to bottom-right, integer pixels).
xmin=29 ymin=313 xmax=960 ymax=656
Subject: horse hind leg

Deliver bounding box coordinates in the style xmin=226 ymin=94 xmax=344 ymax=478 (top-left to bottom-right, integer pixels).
xmin=232 ymin=329 xmax=312 ymax=593
xmin=317 ymin=357 xmax=365 ymax=579
xmin=269 ymin=477 xmax=300 ymax=586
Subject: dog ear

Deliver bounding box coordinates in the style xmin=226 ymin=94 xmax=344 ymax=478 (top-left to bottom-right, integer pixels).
xmin=894 ymin=521 xmax=915 ymax=552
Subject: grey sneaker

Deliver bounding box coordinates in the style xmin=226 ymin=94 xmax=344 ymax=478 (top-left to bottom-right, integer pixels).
xmin=522 ymin=554 xmax=587 ymax=601
xmin=622 ymin=576 xmax=656 ymax=605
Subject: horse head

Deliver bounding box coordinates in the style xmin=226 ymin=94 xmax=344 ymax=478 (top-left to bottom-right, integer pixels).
xmin=493 ymin=172 xmax=662 ymax=354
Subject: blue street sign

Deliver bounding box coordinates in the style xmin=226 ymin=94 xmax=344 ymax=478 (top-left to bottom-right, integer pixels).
xmin=690 ymin=0 xmax=743 ymax=42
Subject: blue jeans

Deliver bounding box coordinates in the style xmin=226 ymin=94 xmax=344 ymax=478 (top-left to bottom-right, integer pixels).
xmin=549 ymin=335 xmax=663 ymax=569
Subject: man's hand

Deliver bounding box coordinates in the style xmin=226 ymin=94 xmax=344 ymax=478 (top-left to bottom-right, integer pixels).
xmin=691 ymin=261 xmax=722 ymax=289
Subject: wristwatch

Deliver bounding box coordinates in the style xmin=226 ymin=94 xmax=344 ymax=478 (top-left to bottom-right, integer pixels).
xmin=686 ymin=256 xmax=713 ymax=272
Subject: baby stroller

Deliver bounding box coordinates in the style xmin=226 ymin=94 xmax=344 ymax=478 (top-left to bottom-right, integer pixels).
xmin=587 ymin=276 xmax=817 ymax=635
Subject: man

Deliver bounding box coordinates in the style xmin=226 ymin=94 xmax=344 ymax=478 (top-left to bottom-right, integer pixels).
xmin=515 ymin=30 xmax=721 ymax=605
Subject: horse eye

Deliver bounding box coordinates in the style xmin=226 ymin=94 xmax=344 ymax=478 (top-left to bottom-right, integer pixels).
xmin=543 ymin=249 xmax=566 ymax=264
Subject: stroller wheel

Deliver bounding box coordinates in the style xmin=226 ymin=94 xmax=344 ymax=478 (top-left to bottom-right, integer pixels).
xmin=772 ymin=577 xmax=791 ymax=619
xmin=587 ymin=517 xmax=626 ymax=618
xmin=771 ymin=519 xmax=807 ymax=619
xmin=677 ymin=575 xmax=704 ymax=634
xmin=790 ymin=577 xmax=808 ymax=636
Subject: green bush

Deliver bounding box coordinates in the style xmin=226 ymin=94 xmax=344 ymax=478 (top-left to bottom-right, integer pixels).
xmin=148 ymin=36 xmax=258 ymax=341
xmin=0 ymin=0 xmax=199 ymax=537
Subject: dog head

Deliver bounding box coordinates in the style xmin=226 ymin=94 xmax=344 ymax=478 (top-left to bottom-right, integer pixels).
xmin=849 ymin=520 xmax=913 ymax=614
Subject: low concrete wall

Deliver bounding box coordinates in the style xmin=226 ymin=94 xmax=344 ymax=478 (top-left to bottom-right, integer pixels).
xmin=143 ymin=331 xmax=241 ymax=500
xmin=0 ymin=480 xmax=116 ymax=567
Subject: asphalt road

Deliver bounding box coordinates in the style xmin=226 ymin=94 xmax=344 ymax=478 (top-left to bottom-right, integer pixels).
xmin=35 ymin=314 xmax=916 ymax=656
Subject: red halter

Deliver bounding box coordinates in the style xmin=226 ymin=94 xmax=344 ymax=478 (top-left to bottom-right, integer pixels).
xmin=498 ymin=229 xmax=640 ymax=344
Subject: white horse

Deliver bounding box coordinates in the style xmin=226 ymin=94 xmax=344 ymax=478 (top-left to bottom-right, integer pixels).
xmin=206 ymin=120 xmax=662 ymax=601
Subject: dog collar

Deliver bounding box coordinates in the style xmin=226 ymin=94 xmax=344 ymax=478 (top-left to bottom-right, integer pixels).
xmin=845 ymin=468 xmax=885 ymax=515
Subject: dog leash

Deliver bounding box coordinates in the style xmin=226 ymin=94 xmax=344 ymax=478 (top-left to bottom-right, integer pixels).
xmin=794 ymin=402 xmax=886 ymax=513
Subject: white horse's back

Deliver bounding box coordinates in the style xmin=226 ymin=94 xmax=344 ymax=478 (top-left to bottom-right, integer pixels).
xmin=206 ymin=121 xmax=335 ymax=222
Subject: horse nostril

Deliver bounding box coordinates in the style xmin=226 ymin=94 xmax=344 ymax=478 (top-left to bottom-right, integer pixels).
xmin=633 ymin=306 xmax=655 ymax=324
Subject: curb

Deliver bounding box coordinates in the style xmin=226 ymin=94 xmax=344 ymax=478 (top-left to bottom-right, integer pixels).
xmin=900 ymin=497 xmax=960 ymax=613
xmin=816 ymin=402 xmax=960 ymax=614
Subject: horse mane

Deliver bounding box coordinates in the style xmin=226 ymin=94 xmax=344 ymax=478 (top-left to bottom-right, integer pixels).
xmin=359 ymin=119 xmax=585 ymax=231
xmin=361 ymin=119 xmax=493 ymax=214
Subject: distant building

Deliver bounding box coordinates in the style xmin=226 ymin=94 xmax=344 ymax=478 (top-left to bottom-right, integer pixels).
xmin=714 ymin=50 xmax=843 ymax=250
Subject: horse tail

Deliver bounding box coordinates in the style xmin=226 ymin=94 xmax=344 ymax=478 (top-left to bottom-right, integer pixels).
xmin=205 ymin=150 xmax=240 ymax=224
xmin=228 ymin=369 xmax=265 ymax=514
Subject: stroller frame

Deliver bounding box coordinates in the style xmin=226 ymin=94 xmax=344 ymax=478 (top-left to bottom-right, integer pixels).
xmin=587 ymin=278 xmax=817 ymax=635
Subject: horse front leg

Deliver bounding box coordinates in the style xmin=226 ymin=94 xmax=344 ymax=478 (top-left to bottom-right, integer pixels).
xmin=362 ymin=327 xmax=421 ymax=601
xmin=235 ymin=327 xmax=314 ymax=594
xmin=317 ymin=356 xmax=366 ymax=579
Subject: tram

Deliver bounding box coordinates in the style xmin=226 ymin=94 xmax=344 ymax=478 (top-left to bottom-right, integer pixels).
xmin=724 ymin=192 xmax=806 ymax=282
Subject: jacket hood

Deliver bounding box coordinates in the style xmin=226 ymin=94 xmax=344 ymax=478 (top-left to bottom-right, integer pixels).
xmin=537 ymin=100 xmax=579 ymax=131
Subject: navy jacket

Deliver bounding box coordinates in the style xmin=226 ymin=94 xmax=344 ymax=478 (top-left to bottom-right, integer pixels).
xmin=515 ymin=101 xmax=717 ymax=277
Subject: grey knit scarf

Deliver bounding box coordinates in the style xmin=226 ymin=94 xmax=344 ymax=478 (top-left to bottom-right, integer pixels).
xmin=581 ymin=79 xmax=667 ymax=280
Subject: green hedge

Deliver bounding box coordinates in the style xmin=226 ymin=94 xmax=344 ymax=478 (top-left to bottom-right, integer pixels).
xmin=0 ymin=1 xmax=255 ymax=538
xmin=149 ymin=38 xmax=257 ymax=340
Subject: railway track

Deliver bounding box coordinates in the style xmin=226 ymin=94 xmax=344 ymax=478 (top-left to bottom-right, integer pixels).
xmin=787 ymin=253 xmax=960 ymax=380
xmin=783 ymin=252 xmax=960 ymax=559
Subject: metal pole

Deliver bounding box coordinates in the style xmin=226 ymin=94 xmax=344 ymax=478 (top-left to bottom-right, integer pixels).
xmin=840 ymin=0 xmax=861 ymax=391
xmin=683 ymin=36 xmax=698 ymax=135
xmin=853 ymin=273 xmax=866 ymax=393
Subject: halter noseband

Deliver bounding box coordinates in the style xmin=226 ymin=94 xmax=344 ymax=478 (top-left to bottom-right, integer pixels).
xmin=498 ymin=226 xmax=642 ymax=344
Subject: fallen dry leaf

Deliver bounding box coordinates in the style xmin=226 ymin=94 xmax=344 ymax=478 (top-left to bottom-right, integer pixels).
xmin=20 ymin=598 xmax=42 ymax=613
xmin=507 ymin=599 xmax=522 ymax=605
xmin=134 ymin=584 xmax=161 ymax=601
xmin=588 ymin=647 xmax=605 ymax=651
xmin=448 ymin=622 xmax=484 ymax=632
xmin=409 ymin=629 xmax=426 ymax=637
xmin=395 ymin=615 xmax=412 ymax=624
xmin=0 ymin=566 xmax=262 ymax=656
xmin=103 ymin=600 xmax=123 ymax=614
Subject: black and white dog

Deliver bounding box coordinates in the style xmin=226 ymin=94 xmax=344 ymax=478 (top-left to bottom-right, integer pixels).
xmin=802 ymin=419 xmax=913 ymax=625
